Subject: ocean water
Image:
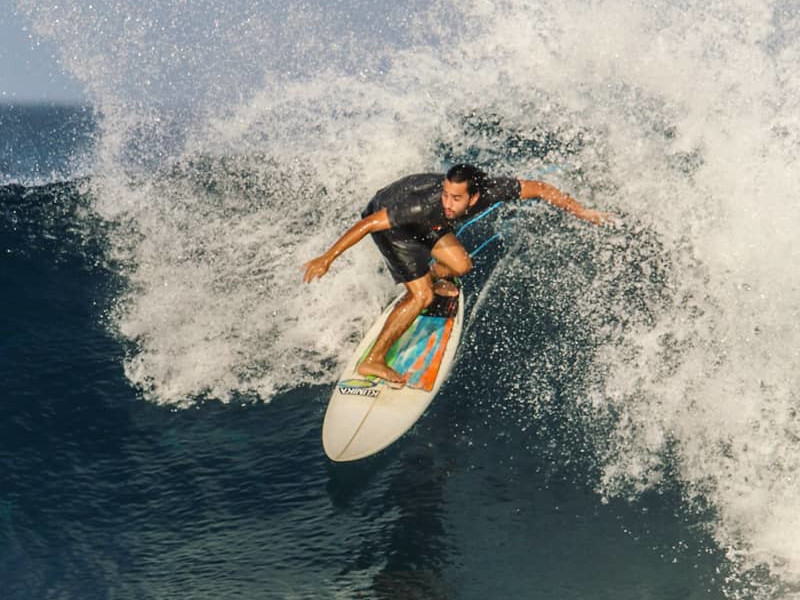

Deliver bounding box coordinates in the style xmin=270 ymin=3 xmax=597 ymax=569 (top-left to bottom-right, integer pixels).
xmin=4 ymin=1 xmax=800 ymax=598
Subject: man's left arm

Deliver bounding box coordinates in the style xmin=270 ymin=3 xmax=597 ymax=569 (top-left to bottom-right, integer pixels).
xmin=518 ymin=179 xmax=612 ymax=226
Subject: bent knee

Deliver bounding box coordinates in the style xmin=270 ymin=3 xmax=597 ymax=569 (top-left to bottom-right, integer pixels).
xmin=451 ymin=256 xmax=473 ymax=277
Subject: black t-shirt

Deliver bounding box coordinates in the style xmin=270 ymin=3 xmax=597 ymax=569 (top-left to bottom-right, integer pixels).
xmin=362 ymin=173 xmax=521 ymax=238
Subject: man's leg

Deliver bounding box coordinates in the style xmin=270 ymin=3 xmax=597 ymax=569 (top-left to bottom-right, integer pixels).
xmin=357 ymin=273 xmax=435 ymax=384
xmin=357 ymin=233 xmax=472 ymax=384
xmin=430 ymin=233 xmax=473 ymax=297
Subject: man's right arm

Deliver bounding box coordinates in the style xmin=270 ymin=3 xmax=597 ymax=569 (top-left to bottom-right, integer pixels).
xmin=518 ymin=179 xmax=612 ymax=225
xmin=303 ymin=209 xmax=391 ymax=283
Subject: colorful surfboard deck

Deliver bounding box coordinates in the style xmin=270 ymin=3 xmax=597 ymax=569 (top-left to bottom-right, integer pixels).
xmin=322 ymin=283 xmax=464 ymax=462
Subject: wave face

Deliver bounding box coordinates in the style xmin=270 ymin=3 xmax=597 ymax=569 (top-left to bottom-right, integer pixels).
xmin=16 ymin=0 xmax=800 ymax=595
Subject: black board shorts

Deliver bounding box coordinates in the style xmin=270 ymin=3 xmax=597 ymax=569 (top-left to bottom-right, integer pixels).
xmin=370 ymin=227 xmax=449 ymax=283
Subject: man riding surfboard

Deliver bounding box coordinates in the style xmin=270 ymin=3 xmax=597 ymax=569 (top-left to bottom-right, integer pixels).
xmin=303 ymin=164 xmax=611 ymax=385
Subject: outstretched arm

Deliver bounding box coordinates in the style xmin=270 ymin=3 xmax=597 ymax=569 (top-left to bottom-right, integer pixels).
xmin=303 ymin=209 xmax=392 ymax=283
xmin=519 ymin=179 xmax=612 ymax=225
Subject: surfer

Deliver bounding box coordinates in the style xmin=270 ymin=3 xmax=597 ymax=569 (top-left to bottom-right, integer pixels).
xmin=303 ymin=164 xmax=611 ymax=384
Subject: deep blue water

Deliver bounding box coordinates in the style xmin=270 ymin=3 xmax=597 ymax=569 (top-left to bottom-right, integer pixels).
xmin=0 ymin=105 xmax=733 ymax=599
xmin=0 ymin=104 xmax=95 ymax=184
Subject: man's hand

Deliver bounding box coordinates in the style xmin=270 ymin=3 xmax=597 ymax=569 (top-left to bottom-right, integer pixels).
xmin=301 ymin=210 xmax=391 ymax=284
xmin=578 ymin=208 xmax=615 ymax=226
xmin=303 ymin=254 xmax=333 ymax=283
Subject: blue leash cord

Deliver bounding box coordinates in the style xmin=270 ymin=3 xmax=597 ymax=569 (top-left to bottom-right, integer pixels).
xmin=455 ymin=201 xmax=505 ymax=258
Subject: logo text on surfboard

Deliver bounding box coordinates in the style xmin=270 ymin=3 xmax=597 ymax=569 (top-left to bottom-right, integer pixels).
xmin=338 ymin=379 xmax=380 ymax=398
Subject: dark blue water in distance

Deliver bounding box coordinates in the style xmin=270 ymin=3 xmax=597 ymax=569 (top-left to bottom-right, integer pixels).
xmin=0 ymin=104 xmax=95 ymax=184
xmin=0 ymin=105 xmax=737 ymax=600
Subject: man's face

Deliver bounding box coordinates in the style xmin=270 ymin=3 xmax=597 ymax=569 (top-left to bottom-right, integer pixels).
xmin=441 ymin=178 xmax=480 ymax=220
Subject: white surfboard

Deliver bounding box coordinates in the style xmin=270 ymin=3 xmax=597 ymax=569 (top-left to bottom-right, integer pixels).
xmin=322 ymin=283 xmax=464 ymax=462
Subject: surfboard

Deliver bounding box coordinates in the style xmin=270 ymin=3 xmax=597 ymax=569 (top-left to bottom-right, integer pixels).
xmin=322 ymin=282 xmax=464 ymax=462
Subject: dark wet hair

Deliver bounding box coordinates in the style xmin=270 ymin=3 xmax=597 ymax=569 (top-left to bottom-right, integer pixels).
xmin=445 ymin=163 xmax=487 ymax=196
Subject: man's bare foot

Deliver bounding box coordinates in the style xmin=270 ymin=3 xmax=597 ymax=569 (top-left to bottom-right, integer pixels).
xmin=433 ymin=279 xmax=459 ymax=297
xmin=357 ymin=358 xmax=408 ymax=386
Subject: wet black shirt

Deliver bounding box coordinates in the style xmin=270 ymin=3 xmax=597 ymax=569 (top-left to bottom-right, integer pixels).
xmin=362 ymin=173 xmax=522 ymax=239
